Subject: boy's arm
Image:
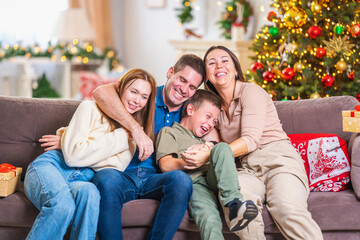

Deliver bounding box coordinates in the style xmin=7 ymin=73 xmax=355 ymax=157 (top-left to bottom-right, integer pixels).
xmin=92 ymin=83 xmax=153 ymax=161
xmin=158 ymin=155 xmax=187 ymax=172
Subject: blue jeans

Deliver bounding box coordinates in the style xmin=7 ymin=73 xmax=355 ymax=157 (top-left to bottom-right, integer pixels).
xmin=24 ymin=150 xmax=100 ymax=240
xmin=93 ymin=167 xmax=193 ymax=240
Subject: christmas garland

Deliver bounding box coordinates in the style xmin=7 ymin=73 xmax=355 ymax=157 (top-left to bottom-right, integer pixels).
xmin=175 ymin=0 xmax=194 ymax=25
xmin=0 ymin=41 xmax=120 ymax=71
xmin=218 ymin=0 xmax=252 ymax=39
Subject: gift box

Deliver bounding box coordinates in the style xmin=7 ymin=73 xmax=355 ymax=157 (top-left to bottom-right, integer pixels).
xmin=342 ymin=106 xmax=360 ymax=133
xmin=0 ymin=163 xmax=22 ymax=197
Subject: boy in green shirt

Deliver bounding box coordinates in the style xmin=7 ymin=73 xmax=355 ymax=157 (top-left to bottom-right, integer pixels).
xmin=156 ymin=89 xmax=258 ymax=240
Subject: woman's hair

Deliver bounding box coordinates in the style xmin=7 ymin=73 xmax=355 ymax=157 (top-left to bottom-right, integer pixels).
xmin=99 ymin=68 xmax=156 ymax=141
xmin=203 ymin=45 xmax=246 ymax=96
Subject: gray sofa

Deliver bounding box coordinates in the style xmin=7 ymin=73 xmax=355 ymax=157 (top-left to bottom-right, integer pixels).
xmin=1 ymin=95 xmax=360 ymax=240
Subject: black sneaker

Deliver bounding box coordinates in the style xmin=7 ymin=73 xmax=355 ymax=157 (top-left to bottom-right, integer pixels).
xmin=228 ymin=198 xmax=258 ymax=232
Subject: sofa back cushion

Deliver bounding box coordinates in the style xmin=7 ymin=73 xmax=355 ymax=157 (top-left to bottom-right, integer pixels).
xmin=274 ymin=96 xmax=358 ymax=143
xmin=0 ymin=96 xmax=80 ymax=178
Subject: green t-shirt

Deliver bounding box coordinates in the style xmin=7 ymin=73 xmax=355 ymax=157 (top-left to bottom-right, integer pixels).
xmin=156 ymin=122 xmax=208 ymax=180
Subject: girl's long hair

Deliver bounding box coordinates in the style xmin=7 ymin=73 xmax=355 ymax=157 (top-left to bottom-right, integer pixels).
xmin=99 ymin=68 xmax=156 ymax=141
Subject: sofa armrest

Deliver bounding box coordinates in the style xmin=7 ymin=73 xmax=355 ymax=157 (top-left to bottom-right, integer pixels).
xmin=349 ymin=133 xmax=360 ymax=199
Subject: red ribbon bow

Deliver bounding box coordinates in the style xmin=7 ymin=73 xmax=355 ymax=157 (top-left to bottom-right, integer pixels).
xmin=350 ymin=105 xmax=360 ymax=117
xmin=0 ymin=163 xmax=17 ymax=177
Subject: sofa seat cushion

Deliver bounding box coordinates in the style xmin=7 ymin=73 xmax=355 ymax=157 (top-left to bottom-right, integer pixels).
xmin=0 ymin=184 xmax=38 ymax=227
xmin=3 ymin=185 xmax=360 ymax=235
xmin=307 ymin=190 xmax=360 ymax=231
xmin=120 ymin=190 xmax=360 ymax=233
xmin=121 ymin=199 xmax=233 ymax=234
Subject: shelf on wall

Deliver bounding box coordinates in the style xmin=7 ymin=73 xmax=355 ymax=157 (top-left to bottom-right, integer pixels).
xmin=168 ymin=39 xmax=254 ymax=71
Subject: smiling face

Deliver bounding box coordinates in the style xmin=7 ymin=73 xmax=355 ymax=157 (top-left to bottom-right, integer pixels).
xmin=185 ymin=101 xmax=220 ymax=138
xmin=205 ymin=48 xmax=238 ymax=90
xmin=163 ymin=66 xmax=203 ymax=111
xmin=120 ymin=79 xmax=152 ymax=114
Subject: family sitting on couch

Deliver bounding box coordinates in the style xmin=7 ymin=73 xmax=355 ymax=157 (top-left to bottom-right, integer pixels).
xmin=23 ymin=46 xmax=323 ymax=240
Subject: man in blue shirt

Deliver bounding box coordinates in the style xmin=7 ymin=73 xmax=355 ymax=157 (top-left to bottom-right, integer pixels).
xmin=92 ymin=54 xmax=204 ymax=240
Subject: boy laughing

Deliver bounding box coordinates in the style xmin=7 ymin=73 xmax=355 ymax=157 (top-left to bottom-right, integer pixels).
xmin=156 ymin=89 xmax=258 ymax=240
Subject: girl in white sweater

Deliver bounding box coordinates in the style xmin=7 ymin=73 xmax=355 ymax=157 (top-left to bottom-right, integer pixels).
xmin=24 ymin=68 xmax=156 ymax=240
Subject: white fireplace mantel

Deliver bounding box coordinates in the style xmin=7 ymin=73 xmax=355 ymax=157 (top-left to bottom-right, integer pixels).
xmin=168 ymin=39 xmax=255 ymax=71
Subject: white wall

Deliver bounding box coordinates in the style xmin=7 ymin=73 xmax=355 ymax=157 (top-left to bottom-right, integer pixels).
xmin=111 ymin=0 xmax=273 ymax=86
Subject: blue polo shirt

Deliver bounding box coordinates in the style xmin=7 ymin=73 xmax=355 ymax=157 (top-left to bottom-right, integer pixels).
xmin=127 ymin=85 xmax=183 ymax=170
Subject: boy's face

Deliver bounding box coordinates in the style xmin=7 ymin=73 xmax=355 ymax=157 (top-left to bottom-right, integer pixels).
xmin=187 ymin=101 xmax=220 ymax=138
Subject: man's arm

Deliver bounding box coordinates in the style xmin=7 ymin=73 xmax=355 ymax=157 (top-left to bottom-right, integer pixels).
xmin=92 ymin=83 xmax=153 ymax=161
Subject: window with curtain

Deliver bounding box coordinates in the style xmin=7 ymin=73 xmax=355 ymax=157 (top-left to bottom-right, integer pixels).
xmin=0 ymin=0 xmax=68 ymax=48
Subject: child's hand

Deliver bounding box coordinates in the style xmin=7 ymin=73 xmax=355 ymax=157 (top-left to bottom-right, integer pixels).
xmin=181 ymin=150 xmax=210 ymax=170
xmin=39 ymin=135 xmax=61 ymax=151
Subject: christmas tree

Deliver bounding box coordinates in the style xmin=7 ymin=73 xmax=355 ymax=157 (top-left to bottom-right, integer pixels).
xmin=32 ymin=73 xmax=60 ymax=98
xmin=245 ymin=0 xmax=360 ymax=101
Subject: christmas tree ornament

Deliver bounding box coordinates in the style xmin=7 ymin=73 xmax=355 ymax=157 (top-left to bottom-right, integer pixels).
xmin=246 ymin=0 xmax=360 ymax=101
xmin=308 ymin=25 xmax=322 ymax=38
xmin=284 ymin=6 xmax=307 ymax=28
xmin=349 ymin=71 xmax=355 ymax=81
xmin=323 ymin=35 xmax=355 ymax=57
xmin=357 ymin=93 xmax=360 ymax=102
xmin=350 ymin=23 xmax=360 ymax=37
xmin=334 ymin=25 xmax=344 ymax=35
xmin=282 ymin=67 xmax=296 ymax=80
xmin=250 ymin=62 xmax=264 ymax=73
xmin=263 ymin=71 xmax=276 ymax=82
xmin=267 ymin=11 xmax=277 ymax=21
xmin=285 ymin=42 xmax=298 ymax=52
xmin=294 ymin=62 xmax=305 ymax=72
xmin=269 ymin=27 xmax=279 ymax=36
xmin=310 ymin=91 xmax=321 ymax=99
xmin=316 ymin=47 xmax=327 ymax=59
xmin=310 ymin=2 xmax=322 ymax=14
xmin=321 ymin=75 xmax=335 ymax=87
xmin=335 ymin=60 xmax=347 ymax=71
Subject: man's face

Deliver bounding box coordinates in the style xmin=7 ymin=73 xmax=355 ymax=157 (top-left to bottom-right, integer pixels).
xmin=187 ymin=101 xmax=220 ymax=138
xmin=163 ymin=66 xmax=202 ymax=110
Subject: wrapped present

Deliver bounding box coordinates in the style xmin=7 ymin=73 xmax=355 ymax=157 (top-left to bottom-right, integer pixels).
xmin=0 ymin=163 xmax=22 ymax=197
xmin=342 ymin=105 xmax=360 ymax=133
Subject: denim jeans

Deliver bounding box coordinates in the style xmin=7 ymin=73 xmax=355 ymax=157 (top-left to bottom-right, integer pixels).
xmin=24 ymin=150 xmax=100 ymax=240
xmin=92 ymin=167 xmax=193 ymax=240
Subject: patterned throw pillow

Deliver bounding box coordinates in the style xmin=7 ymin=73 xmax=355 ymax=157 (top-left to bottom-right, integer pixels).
xmin=289 ymin=133 xmax=351 ymax=192
xmin=79 ymin=71 xmax=118 ymax=100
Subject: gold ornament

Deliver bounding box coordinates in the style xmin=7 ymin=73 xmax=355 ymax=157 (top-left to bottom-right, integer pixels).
xmin=323 ymin=35 xmax=355 ymax=58
xmin=285 ymin=42 xmax=298 ymax=52
xmin=335 ymin=60 xmax=347 ymax=71
xmin=294 ymin=62 xmax=305 ymax=72
xmin=283 ymin=6 xmax=307 ymax=28
xmin=311 ymin=2 xmax=322 ymax=14
xmin=310 ymin=91 xmax=321 ymax=99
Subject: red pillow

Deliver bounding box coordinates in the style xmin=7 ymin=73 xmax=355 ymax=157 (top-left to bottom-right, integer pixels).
xmin=288 ymin=133 xmax=351 ymax=192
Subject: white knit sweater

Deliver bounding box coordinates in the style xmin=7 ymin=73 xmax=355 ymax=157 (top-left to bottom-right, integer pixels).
xmin=57 ymin=101 xmax=136 ymax=172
